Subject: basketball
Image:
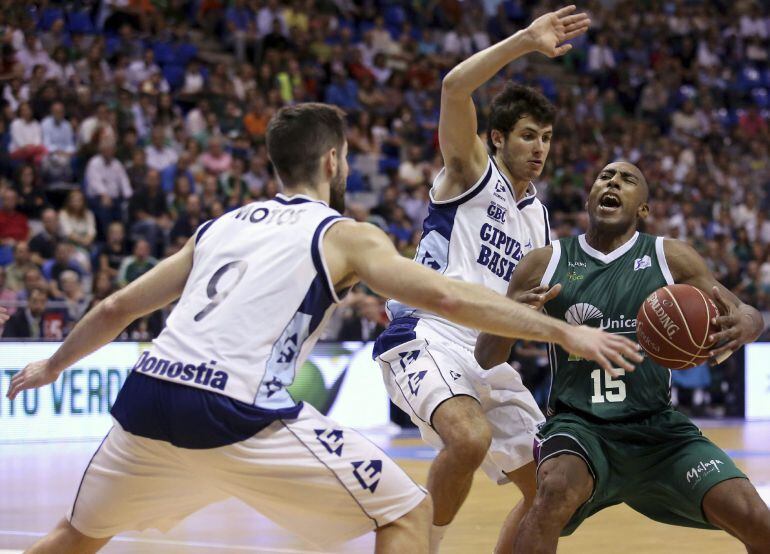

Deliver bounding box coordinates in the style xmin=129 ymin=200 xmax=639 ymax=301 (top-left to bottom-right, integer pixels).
xmin=636 ymin=284 xmax=720 ymax=370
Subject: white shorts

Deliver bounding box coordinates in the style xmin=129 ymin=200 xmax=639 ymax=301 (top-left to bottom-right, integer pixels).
xmin=68 ymin=404 xmax=426 ymax=548
xmin=376 ymin=320 xmax=545 ymax=484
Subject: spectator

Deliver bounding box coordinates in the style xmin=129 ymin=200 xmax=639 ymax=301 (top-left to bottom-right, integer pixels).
xmin=85 ymin=141 xmax=133 ymax=230
xmin=2 ymin=287 xmax=49 ymax=339
xmin=41 ymin=101 xmax=76 ymax=183
xmin=9 ymin=102 xmax=46 ymax=165
xmin=0 ymin=266 xmax=17 ymax=334
xmin=59 ymin=190 xmax=97 ymax=253
xmin=117 ymin=238 xmax=157 ymax=286
xmin=0 ymin=188 xmax=29 ymax=246
xmin=170 ymin=193 xmax=205 ymax=246
xmin=337 ymin=294 xmax=388 ymax=342
xmin=29 ymin=207 xmax=62 ymax=265
xmin=198 ymin=135 xmax=232 ymax=176
xmin=42 ymin=242 xmax=84 ymax=295
xmin=96 ymin=221 xmax=129 ymax=281
xmin=128 ymin=168 xmax=169 ymax=252
xmin=144 ymin=125 xmax=178 ymax=171
xmin=15 ymin=164 xmax=47 ymax=220
xmin=59 ymin=269 xmax=90 ymax=322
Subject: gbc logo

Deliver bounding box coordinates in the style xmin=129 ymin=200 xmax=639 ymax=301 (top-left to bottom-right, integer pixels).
xmin=486 ymin=201 xmax=506 ymax=223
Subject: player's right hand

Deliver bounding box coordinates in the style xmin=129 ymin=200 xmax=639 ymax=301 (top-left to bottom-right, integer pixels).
xmin=561 ymin=326 xmax=643 ymax=377
xmin=6 ymin=359 xmax=60 ymax=401
xmin=523 ymin=5 xmax=591 ymax=58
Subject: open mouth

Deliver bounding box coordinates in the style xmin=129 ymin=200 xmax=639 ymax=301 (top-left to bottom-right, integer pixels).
xmin=599 ymin=192 xmax=622 ymax=212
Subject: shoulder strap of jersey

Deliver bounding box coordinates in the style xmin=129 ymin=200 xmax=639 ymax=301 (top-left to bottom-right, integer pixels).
xmin=654 ymin=236 xmax=675 ymax=285
xmin=540 ymin=239 xmax=562 ymax=287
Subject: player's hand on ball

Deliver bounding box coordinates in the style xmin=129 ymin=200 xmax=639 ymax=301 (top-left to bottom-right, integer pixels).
xmin=524 ymin=5 xmax=591 ymax=58
xmin=707 ymin=286 xmax=743 ymax=362
xmin=562 ymin=326 xmax=643 ymax=377
xmin=517 ymin=284 xmax=561 ymax=311
xmin=6 ymin=359 xmax=60 ymax=401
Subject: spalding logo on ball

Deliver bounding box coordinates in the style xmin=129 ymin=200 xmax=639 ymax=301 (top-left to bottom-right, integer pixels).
xmin=636 ymin=284 xmax=719 ymax=370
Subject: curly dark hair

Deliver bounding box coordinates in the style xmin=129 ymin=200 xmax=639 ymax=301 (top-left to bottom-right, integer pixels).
xmin=486 ymin=83 xmax=556 ymax=155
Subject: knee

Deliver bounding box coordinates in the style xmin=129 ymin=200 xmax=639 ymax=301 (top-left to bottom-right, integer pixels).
xmin=536 ymin=467 xmax=590 ymax=517
xmin=443 ymin=423 xmax=492 ymax=469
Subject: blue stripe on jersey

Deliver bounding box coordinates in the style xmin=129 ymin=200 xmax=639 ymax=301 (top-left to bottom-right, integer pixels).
xmin=254 ymin=216 xmax=341 ymax=409
xmin=311 ymin=215 xmax=342 ymax=300
xmin=195 ymin=218 xmax=216 ymax=244
xmin=431 ymin=162 xmax=493 ymax=209
xmin=372 ymin=316 xmax=419 ymax=359
xmin=273 ymin=194 xmax=322 ymax=205
xmin=111 ymin=371 xmax=302 ymax=448
xmin=517 ymin=196 xmax=537 ymax=209
xmin=542 ymin=205 xmax=551 ymax=245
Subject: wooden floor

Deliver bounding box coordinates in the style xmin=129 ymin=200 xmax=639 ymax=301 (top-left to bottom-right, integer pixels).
xmin=1 ymin=422 xmax=768 ymax=553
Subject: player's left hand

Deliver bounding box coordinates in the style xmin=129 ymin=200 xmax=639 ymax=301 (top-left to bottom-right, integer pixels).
xmin=6 ymin=359 xmax=60 ymax=401
xmin=707 ymin=286 xmax=748 ymax=363
xmin=524 ymin=5 xmax=591 ymax=58
xmin=516 ymin=284 xmax=561 ymax=311
xmin=0 ymin=306 xmax=9 ymax=325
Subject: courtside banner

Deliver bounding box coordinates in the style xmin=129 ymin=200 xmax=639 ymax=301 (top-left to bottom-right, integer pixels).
xmin=745 ymin=342 xmax=770 ymax=421
xmin=0 ymin=341 xmax=389 ymax=442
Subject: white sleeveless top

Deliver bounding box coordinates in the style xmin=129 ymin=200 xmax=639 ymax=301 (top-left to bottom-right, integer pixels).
xmin=386 ymin=156 xmax=551 ymax=348
xmin=132 ymin=193 xmax=347 ymax=409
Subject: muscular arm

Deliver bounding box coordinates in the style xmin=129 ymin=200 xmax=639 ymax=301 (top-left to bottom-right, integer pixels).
xmin=436 ymin=7 xmax=590 ymax=201
xmin=474 ymin=245 xmax=553 ymax=368
xmin=665 ymin=239 xmax=764 ymax=357
xmin=323 ymin=222 xmax=640 ymax=379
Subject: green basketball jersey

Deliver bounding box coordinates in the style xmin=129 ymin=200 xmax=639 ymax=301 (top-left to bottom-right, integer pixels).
xmin=542 ymin=232 xmax=675 ymax=421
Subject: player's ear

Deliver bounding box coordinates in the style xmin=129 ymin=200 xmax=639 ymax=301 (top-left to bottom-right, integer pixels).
xmin=324 ymin=147 xmax=338 ymax=177
xmin=637 ymin=202 xmax=650 ymax=220
xmin=490 ymin=129 xmax=504 ymax=151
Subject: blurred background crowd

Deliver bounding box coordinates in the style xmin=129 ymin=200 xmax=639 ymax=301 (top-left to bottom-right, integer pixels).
xmin=0 ymin=0 xmax=767 ymax=418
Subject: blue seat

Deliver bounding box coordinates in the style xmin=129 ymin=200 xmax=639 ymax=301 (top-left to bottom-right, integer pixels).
xmin=751 ymin=88 xmax=769 ymax=109
xmin=346 ymin=170 xmax=366 ymax=192
xmin=153 ymin=42 xmax=176 ymax=65
xmin=0 ymin=245 xmax=13 ymax=266
xmin=174 ymin=43 xmax=198 ymax=65
xmin=378 ymin=157 xmax=400 ymax=173
xmin=162 ymin=64 xmax=186 ymax=91
xmin=38 ymin=8 xmax=65 ymax=31
xmin=68 ymin=10 xmax=95 ymax=34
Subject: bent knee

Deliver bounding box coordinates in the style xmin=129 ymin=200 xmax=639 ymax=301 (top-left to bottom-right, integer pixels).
xmin=537 ymin=462 xmax=592 ymax=512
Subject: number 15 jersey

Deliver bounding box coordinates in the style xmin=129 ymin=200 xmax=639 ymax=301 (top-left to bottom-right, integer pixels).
xmin=134 ymin=194 xmax=347 ymax=410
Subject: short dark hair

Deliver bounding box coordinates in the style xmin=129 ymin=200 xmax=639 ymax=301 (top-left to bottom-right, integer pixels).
xmin=486 ymin=83 xmax=556 ymax=154
xmin=266 ymin=103 xmax=346 ymax=187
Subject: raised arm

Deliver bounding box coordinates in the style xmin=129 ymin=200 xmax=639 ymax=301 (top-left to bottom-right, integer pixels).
xmin=474 ymin=245 xmax=555 ymax=368
xmin=7 ymin=237 xmax=196 ymax=400
xmin=436 ymin=5 xmax=590 ymax=201
xmin=324 ymin=221 xmax=640 ymax=373
xmin=664 ymin=239 xmax=764 ymax=360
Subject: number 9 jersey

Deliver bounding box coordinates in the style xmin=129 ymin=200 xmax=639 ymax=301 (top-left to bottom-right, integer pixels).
xmin=134 ymin=193 xmax=348 ymax=410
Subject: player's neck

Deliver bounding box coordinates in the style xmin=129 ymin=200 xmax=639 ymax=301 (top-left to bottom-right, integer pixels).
xmin=282 ymin=183 xmax=327 ymax=204
xmin=584 ymin=226 xmax=637 ymax=254
xmin=494 ymin=154 xmax=530 ymax=201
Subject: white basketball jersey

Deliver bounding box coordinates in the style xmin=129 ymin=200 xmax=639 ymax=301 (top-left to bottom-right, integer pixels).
xmin=132 ymin=194 xmax=347 ymax=409
xmin=386 ymin=156 xmax=551 ymax=347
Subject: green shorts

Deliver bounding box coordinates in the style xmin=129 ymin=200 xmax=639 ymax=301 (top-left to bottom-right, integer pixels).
xmin=535 ymin=409 xmax=747 ymax=536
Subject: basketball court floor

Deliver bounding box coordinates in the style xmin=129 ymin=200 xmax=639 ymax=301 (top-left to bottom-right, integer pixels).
xmin=1 ymin=420 xmax=768 ymax=553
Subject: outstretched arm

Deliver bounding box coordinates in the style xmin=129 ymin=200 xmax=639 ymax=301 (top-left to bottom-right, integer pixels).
xmin=324 ymin=221 xmax=639 ymax=374
xmin=474 ymin=245 xmax=557 ymax=368
xmin=437 ymin=6 xmax=590 ymax=200
xmin=664 ymin=239 xmax=764 ymax=361
xmin=7 ymin=237 xmax=196 ymax=400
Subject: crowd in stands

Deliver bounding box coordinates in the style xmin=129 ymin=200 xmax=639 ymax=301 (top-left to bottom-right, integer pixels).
xmin=0 ymin=0 xmax=767 ymax=416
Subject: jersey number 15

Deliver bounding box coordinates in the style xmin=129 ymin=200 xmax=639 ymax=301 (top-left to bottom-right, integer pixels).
xmin=590 ymin=369 xmax=627 ymax=403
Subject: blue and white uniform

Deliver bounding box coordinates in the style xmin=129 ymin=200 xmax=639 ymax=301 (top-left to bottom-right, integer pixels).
xmin=374 ymin=156 xmax=549 ymax=483
xmin=69 ymin=194 xmax=426 ymax=546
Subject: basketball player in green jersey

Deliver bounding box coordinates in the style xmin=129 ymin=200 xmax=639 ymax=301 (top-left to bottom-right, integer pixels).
xmin=475 ymin=161 xmax=770 ymax=553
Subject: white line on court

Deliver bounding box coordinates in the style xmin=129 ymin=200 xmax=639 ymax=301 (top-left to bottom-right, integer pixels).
xmin=0 ymin=530 xmax=327 ymax=553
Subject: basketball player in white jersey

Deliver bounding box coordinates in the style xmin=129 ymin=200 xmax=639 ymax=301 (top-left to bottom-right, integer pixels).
xmin=6 ymin=103 xmax=639 ymax=554
xmin=373 ymin=6 xmax=591 ymax=552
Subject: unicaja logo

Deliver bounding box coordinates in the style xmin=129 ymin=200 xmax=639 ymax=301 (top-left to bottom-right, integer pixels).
xmin=565 ymin=303 xmax=604 ymax=326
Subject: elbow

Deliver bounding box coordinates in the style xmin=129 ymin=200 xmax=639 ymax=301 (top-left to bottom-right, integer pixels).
xmin=101 ymin=293 xmax=131 ymax=323
xmin=432 ymin=291 xmax=463 ymax=321
xmin=441 ymin=73 xmax=464 ymax=98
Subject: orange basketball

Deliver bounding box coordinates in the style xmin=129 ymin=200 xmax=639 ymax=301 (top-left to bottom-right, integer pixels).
xmin=636 ymin=284 xmax=720 ymax=370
